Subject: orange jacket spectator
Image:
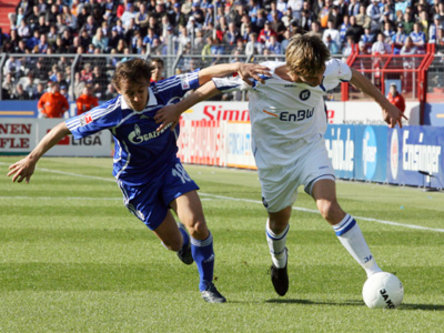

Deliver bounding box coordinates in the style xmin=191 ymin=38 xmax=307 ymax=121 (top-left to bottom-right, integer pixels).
xmin=387 ymin=84 xmax=406 ymax=113
xmin=76 ymin=87 xmax=99 ymax=115
xmin=37 ymin=83 xmax=69 ymax=118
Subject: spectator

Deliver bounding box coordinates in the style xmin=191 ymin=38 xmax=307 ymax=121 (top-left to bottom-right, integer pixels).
xmin=2 ymin=73 xmax=15 ymax=99
xmin=27 ymin=5 xmax=41 ymax=32
xmin=92 ymin=27 xmax=109 ymax=53
xmin=366 ymin=0 xmax=382 ymax=31
xmin=80 ymin=63 xmax=93 ymax=83
xmin=387 ymin=83 xmax=406 ymax=113
xmin=400 ymin=36 xmax=418 ymax=55
xmin=347 ymin=0 xmax=361 ymax=17
xmin=299 ymin=9 xmax=313 ymax=32
xmin=13 ymin=83 xmax=29 ymax=100
xmin=76 ymin=85 xmax=99 ymax=115
xmin=91 ymin=65 xmax=107 ymax=98
xmin=356 ymin=5 xmax=371 ymax=29
xmin=361 ymin=27 xmax=376 ymax=47
xmin=17 ymin=18 xmax=30 ymax=39
xmin=31 ymin=82 xmax=46 ymax=100
xmin=150 ymin=58 xmax=165 ymax=83
xmin=103 ymin=83 xmax=117 ymax=100
xmin=409 ymin=22 xmax=426 ymax=51
xmin=135 ymin=3 xmax=149 ymax=29
xmin=225 ymin=22 xmax=240 ymax=46
xmin=371 ymin=33 xmax=391 ymax=55
xmin=258 ymin=21 xmax=277 ymax=44
xmin=402 ymin=11 xmax=414 ymax=35
xmin=120 ymin=3 xmax=138 ymax=30
xmin=266 ymin=35 xmax=282 ymax=54
xmin=325 ymin=34 xmax=340 ymax=54
xmin=393 ymin=23 xmax=408 ymax=54
xmin=37 ymin=82 xmax=69 ymax=118
xmin=323 ymin=20 xmax=341 ymax=46
xmin=339 ymin=15 xmax=351 ymax=46
xmin=429 ymin=14 xmax=444 ymax=45
xmin=382 ymin=21 xmax=395 ymax=43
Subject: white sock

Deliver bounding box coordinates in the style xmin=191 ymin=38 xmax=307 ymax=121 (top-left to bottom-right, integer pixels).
xmin=266 ymin=219 xmax=289 ymax=268
xmin=333 ymin=214 xmax=382 ymax=277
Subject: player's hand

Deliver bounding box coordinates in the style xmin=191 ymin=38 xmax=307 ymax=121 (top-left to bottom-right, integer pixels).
xmin=154 ymin=104 xmax=181 ymax=132
xmin=7 ymin=157 xmax=36 ymax=183
xmin=382 ymin=103 xmax=408 ymax=128
xmin=238 ymin=63 xmax=271 ymax=85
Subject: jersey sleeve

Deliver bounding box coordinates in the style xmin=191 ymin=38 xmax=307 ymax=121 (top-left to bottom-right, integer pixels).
xmin=153 ymin=70 xmax=200 ymax=102
xmin=212 ymin=76 xmax=252 ymax=93
xmin=65 ymin=100 xmax=120 ymax=139
xmin=331 ymin=58 xmax=352 ymax=82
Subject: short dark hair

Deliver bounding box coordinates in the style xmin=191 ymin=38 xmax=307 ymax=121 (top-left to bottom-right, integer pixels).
xmin=112 ymin=58 xmax=153 ymax=90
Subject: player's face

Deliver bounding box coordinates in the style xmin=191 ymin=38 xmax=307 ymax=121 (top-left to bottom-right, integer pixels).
xmin=290 ymin=64 xmax=325 ymax=87
xmin=293 ymin=70 xmax=324 ymax=87
xmin=117 ymin=79 xmax=149 ymax=111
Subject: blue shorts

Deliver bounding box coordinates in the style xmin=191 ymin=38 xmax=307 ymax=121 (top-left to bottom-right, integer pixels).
xmin=118 ymin=159 xmax=199 ymax=230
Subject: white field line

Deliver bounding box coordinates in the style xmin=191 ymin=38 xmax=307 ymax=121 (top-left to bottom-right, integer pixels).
xmin=2 ymin=163 xmax=443 ymax=233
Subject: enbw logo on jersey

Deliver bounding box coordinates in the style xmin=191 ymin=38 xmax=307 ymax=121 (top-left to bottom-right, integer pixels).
xmin=362 ymin=126 xmax=377 ymax=180
xmin=299 ymin=89 xmax=311 ymax=101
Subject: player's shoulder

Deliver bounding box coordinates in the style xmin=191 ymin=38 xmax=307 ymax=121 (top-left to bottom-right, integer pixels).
xmin=259 ymin=61 xmax=286 ymax=72
xmin=324 ymin=58 xmax=351 ymax=77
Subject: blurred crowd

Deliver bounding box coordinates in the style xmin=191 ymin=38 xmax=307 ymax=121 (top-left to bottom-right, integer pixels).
xmin=1 ymin=0 xmax=443 ymax=102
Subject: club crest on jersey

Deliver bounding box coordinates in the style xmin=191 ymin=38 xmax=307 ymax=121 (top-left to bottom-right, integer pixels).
xmin=79 ymin=113 xmax=93 ymax=126
xmin=299 ymin=89 xmax=311 ymax=101
xmin=128 ymin=123 xmax=171 ymax=144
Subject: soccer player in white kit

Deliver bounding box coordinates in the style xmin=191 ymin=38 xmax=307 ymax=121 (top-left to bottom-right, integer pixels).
xmin=155 ymin=33 xmax=405 ymax=296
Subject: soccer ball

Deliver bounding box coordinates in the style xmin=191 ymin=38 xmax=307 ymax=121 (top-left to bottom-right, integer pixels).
xmin=362 ymin=272 xmax=404 ymax=309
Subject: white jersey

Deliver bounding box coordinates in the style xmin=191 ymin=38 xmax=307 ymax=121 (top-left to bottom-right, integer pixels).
xmin=213 ymin=59 xmax=352 ymax=170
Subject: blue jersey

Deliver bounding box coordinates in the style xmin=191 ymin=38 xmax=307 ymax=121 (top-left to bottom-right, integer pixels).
xmin=65 ymin=71 xmax=200 ymax=186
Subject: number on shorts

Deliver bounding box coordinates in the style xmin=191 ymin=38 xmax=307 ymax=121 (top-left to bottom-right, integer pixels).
xmin=172 ymin=163 xmax=191 ymax=184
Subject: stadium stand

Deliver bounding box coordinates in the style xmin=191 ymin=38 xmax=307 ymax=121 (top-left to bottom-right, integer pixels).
xmin=0 ymin=0 xmax=443 ymax=106
xmin=0 ymin=0 xmax=19 ymax=34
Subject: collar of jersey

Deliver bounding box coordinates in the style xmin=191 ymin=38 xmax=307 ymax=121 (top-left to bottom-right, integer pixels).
xmin=120 ymin=87 xmax=157 ymax=111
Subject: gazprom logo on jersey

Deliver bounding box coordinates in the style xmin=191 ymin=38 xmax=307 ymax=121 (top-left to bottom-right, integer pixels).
xmin=128 ymin=123 xmax=171 ymax=144
xmin=362 ymin=126 xmax=377 ymax=180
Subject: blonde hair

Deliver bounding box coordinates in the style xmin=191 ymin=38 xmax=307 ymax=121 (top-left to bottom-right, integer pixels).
xmin=285 ymin=33 xmax=330 ymax=77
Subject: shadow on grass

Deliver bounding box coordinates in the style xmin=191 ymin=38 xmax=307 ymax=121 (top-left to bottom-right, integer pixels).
xmin=265 ymin=299 xmax=444 ymax=311
xmin=266 ymin=298 xmax=363 ymax=307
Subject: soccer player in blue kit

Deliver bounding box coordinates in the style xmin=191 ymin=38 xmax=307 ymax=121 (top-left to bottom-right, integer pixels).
xmin=7 ymin=58 xmax=270 ymax=303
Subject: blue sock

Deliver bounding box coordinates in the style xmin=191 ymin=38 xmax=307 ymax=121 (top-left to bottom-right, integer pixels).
xmin=178 ymin=223 xmax=190 ymax=250
xmin=191 ymin=232 xmax=214 ymax=291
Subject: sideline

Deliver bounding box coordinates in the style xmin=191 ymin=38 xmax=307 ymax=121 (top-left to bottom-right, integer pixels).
xmin=2 ymin=163 xmax=444 ymax=233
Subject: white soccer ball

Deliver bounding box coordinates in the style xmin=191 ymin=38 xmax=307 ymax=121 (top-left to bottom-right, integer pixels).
xmin=362 ymin=272 xmax=404 ymax=309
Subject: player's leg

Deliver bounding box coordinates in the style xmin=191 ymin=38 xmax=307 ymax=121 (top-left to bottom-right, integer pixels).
xmin=172 ymin=190 xmax=226 ymax=303
xmin=260 ymin=164 xmax=299 ymax=296
xmin=311 ymin=179 xmax=382 ymax=277
xmin=267 ymin=206 xmax=292 ymax=296
xmin=151 ymin=210 xmax=184 ymax=252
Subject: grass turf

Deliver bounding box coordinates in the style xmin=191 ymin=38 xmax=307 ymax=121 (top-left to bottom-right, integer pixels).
xmin=0 ymin=157 xmax=443 ymax=332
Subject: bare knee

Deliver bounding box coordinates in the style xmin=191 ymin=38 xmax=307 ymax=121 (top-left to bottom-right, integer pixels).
xmin=162 ymin=236 xmax=182 ymax=252
xmin=268 ymin=206 xmax=292 ymax=234
xmin=184 ymin=217 xmax=209 ymax=240
xmin=316 ymin=199 xmax=344 ymax=225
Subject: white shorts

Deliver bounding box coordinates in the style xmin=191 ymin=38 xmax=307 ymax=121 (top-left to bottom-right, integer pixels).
xmin=258 ymin=139 xmax=335 ymax=213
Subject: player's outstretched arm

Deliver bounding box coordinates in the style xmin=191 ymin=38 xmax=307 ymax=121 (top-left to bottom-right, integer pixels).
xmin=7 ymin=122 xmax=71 ymax=183
xmin=198 ymin=62 xmax=271 ymax=86
xmin=349 ymin=68 xmax=408 ymax=128
xmin=154 ymin=80 xmax=220 ymax=132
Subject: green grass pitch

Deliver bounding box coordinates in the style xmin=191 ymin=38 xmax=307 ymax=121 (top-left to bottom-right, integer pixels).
xmin=0 ymin=156 xmax=443 ymax=332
